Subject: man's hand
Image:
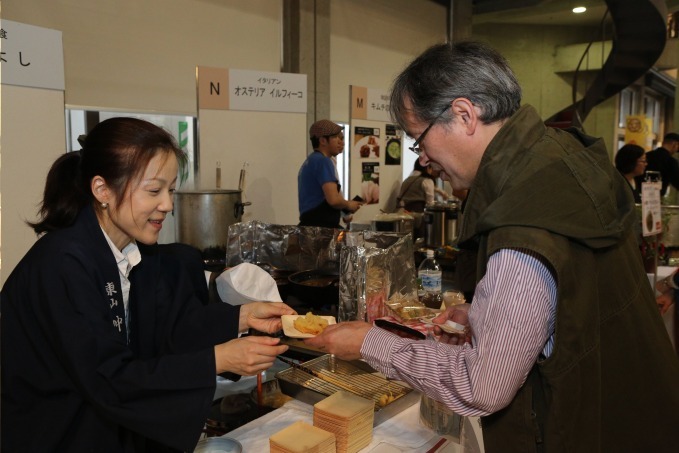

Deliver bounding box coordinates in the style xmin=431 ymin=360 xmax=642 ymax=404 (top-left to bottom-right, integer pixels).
xmin=303 ymin=321 xmax=372 ymax=361
xmin=656 ymin=292 xmax=675 ymax=316
xmin=432 ymin=303 xmax=472 ymax=345
xmin=345 ymin=200 xmax=363 ymax=213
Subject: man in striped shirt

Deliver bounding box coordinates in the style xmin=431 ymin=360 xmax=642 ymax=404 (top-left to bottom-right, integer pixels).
xmin=307 ymin=41 xmax=679 ymax=452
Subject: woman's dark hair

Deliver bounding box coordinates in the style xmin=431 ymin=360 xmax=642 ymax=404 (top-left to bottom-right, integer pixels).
xmin=29 ymin=117 xmax=186 ymax=234
xmin=615 ymin=144 xmax=645 ymax=175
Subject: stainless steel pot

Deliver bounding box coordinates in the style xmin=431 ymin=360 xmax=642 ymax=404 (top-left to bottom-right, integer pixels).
xmin=371 ymin=213 xmax=415 ymax=235
xmin=173 ymin=190 xmax=250 ymax=267
xmin=423 ymin=202 xmax=458 ymax=247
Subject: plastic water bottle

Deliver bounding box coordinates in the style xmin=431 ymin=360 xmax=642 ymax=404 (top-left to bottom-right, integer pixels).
xmin=418 ymin=249 xmax=442 ymax=309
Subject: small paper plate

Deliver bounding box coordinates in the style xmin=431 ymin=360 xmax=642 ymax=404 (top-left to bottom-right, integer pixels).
xmin=282 ymin=314 xmax=336 ymax=338
xmin=418 ymin=315 xmax=465 ymax=334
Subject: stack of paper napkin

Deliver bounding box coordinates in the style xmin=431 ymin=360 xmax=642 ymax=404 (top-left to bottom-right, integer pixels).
xmin=269 ymin=421 xmax=336 ymax=453
xmin=313 ymin=391 xmax=374 ymax=453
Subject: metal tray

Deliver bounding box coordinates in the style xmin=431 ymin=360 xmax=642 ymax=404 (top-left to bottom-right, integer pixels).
xmin=275 ymin=354 xmax=420 ymax=426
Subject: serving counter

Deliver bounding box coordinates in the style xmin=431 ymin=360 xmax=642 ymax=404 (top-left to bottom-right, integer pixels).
xmin=219 ymin=397 xmax=484 ymax=453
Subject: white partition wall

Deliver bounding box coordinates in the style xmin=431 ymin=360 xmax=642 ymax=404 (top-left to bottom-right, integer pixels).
xmin=197 ymin=109 xmax=306 ymax=225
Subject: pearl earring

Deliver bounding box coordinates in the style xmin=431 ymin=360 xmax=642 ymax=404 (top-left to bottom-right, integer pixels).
xmin=101 ymin=202 xmax=108 ymax=209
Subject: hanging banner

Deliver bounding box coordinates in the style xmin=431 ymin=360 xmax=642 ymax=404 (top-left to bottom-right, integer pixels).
xmin=197 ymin=66 xmax=307 ymax=113
xmin=0 ymin=19 xmax=64 ymax=90
xmin=641 ymin=177 xmax=662 ymax=237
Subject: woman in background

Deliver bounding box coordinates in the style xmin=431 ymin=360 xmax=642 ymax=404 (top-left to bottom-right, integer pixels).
xmin=1 ymin=117 xmax=294 ymax=452
xmin=614 ymin=143 xmax=647 ymax=202
xmin=397 ymin=160 xmax=449 ymax=213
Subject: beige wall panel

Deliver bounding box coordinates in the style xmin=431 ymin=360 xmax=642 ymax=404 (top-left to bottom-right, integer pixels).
xmin=1 ymin=86 xmax=65 ymax=285
xmin=330 ymin=0 xmax=447 ymax=123
xmin=4 ymin=0 xmax=281 ymax=114
xmin=197 ymin=109 xmax=306 ymax=225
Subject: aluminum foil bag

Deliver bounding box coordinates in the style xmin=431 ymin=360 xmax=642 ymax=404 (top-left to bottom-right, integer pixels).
xmin=225 ymin=221 xmax=344 ymax=272
xmin=225 ymin=222 xmax=416 ymax=322
xmin=338 ymin=231 xmax=416 ymax=322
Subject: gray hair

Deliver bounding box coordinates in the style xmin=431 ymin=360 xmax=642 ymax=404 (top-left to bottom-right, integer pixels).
xmin=389 ymin=41 xmax=522 ymax=130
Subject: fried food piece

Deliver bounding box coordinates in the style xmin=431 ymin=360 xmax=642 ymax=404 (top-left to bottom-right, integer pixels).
xmin=293 ymin=312 xmax=329 ymax=335
xmin=378 ymin=389 xmax=396 ymax=407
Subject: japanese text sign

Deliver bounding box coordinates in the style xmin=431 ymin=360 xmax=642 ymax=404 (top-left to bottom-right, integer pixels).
xmin=198 ymin=66 xmax=307 ymax=113
xmin=351 ymin=86 xmax=391 ymax=122
xmin=0 ymin=20 xmax=64 ymax=90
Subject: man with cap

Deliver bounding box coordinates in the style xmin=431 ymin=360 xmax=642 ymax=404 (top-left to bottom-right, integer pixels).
xmin=297 ymin=119 xmax=362 ymax=228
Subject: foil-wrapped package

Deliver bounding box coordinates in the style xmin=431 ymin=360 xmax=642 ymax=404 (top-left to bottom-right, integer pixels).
xmin=338 ymin=231 xmax=416 ymax=322
xmin=225 ymin=221 xmax=344 ymax=272
xmin=225 ymin=221 xmax=417 ymax=322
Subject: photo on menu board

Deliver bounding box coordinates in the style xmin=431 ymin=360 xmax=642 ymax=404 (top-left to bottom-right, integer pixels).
xmin=384 ymin=124 xmax=402 ymax=166
xmin=354 ymin=126 xmax=381 ymax=159
xmin=361 ymin=162 xmax=380 ymax=204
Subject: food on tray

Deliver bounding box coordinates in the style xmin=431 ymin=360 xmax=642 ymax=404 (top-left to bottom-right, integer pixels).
xmin=385 ymin=291 xmax=435 ymax=322
xmin=293 ymin=312 xmax=329 ymax=335
xmin=378 ymin=389 xmax=396 ymax=407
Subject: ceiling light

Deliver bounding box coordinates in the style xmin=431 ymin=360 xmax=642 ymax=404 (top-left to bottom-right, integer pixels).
xmin=572 ymin=6 xmax=587 ymax=14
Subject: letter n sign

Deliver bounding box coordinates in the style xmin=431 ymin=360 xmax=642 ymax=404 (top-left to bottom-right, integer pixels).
xmin=197 ymin=66 xmax=229 ymax=110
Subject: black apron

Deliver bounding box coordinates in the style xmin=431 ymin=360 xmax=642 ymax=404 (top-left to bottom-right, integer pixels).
xmin=299 ymin=183 xmax=343 ymax=229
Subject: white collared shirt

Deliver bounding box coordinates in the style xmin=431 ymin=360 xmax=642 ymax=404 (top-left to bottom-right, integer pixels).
xmin=101 ymin=229 xmax=142 ymax=334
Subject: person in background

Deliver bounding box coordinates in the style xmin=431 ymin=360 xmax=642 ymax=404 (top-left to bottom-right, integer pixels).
xmin=614 ymin=143 xmax=647 ymax=202
xmin=639 ymin=132 xmax=679 ymax=196
xmin=655 ymin=270 xmax=679 ymax=315
xmin=306 ymin=41 xmax=679 ymax=452
xmin=297 ymin=119 xmax=362 ymax=228
xmin=397 ymin=159 xmax=449 ymax=213
xmin=1 ymin=117 xmax=295 ymax=452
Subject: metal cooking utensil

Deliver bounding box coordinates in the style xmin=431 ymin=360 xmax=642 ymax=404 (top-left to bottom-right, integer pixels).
xmin=277 ymin=356 xmax=359 ymax=395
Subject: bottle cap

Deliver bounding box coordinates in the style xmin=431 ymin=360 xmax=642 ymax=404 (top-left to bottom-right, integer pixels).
xmin=426 ymin=249 xmax=434 ymax=258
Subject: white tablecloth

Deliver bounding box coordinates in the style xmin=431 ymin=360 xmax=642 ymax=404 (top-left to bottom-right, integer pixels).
xmin=221 ymin=398 xmax=484 ymax=452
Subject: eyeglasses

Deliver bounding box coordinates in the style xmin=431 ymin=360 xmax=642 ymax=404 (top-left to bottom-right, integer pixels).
xmin=409 ymin=104 xmax=451 ymax=156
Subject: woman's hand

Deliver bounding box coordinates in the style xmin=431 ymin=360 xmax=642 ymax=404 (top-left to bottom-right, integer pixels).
xmin=432 ymin=303 xmax=472 ymax=345
xmin=239 ymin=302 xmax=296 ymax=334
xmin=214 ymin=336 xmax=288 ymax=375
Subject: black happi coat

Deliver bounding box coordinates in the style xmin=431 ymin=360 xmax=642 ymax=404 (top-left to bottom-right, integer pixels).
xmin=1 ymin=206 xmax=240 ymax=452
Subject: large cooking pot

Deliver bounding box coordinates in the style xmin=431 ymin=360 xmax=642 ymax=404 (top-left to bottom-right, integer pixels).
xmin=288 ymin=269 xmax=340 ymax=307
xmin=371 ymin=213 xmax=415 ymax=235
xmin=174 ymin=190 xmax=250 ymax=269
xmin=423 ymin=202 xmax=458 ymax=247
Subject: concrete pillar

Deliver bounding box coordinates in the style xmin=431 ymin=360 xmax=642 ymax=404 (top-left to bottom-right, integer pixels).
xmin=448 ymin=0 xmax=473 ymax=42
xmin=282 ymin=0 xmax=331 ymax=155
